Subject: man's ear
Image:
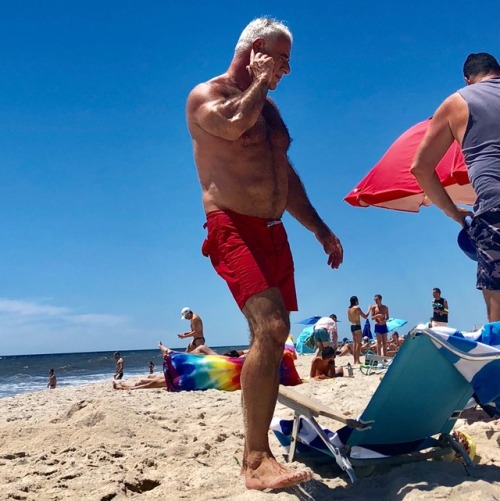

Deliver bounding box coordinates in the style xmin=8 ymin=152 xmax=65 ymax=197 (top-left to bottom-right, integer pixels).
xmin=252 ymin=38 xmax=265 ymax=53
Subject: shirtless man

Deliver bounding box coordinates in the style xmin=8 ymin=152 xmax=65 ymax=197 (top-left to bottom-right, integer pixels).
xmin=387 ymin=331 xmax=404 ymax=356
xmin=186 ymin=17 xmax=343 ymax=490
xmin=347 ymin=296 xmax=369 ymax=364
xmin=113 ymin=352 xmax=124 ymax=380
xmin=369 ymin=294 xmax=389 ymax=356
xmin=178 ymin=307 xmax=206 ymax=352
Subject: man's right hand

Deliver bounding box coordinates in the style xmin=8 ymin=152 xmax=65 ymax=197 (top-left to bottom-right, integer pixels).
xmin=246 ymin=48 xmax=275 ymax=86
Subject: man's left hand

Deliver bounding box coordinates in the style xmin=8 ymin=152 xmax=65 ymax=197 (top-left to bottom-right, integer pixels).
xmin=318 ymin=232 xmax=343 ymax=269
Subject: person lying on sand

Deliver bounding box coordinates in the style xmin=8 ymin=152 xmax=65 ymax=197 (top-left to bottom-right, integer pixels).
xmin=158 ymin=340 xmax=217 ymax=356
xmin=113 ymin=375 xmax=166 ymax=390
xmin=113 ymin=342 xmax=224 ymax=390
xmin=310 ymin=347 xmax=344 ymax=380
xmin=222 ymin=349 xmax=249 ymax=358
xmin=338 ymin=337 xmax=374 ymax=358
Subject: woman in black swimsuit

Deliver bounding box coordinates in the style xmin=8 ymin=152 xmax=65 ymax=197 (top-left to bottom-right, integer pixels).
xmin=347 ymin=296 xmax=369 ymax=365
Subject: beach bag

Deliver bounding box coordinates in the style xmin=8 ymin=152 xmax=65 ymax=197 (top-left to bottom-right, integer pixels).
xmin=304 ymin=331 xmax=316 ymax=350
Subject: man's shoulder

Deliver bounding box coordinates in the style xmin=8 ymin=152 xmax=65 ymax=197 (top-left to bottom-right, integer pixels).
xmin=189 ymin=75 xmax=237 ymax=98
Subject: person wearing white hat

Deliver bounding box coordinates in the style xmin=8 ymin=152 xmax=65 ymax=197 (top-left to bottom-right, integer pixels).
xmin=178 ymin=307 xmax=205 ymax=352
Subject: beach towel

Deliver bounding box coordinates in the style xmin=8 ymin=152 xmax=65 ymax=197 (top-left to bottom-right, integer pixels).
xmin=424 ymin=323 xmax=500 ymax=416
xmin=163 ymin=346 xmax=302 ymax=392
xmin=362 ymin=319 xmax=373 ymax=340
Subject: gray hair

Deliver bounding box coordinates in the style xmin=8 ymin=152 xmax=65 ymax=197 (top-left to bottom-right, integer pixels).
xmin=235 ymin=17 xmax=293 ymax=54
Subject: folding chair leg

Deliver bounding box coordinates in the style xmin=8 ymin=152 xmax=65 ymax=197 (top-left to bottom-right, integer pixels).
xmin=449 ymin=433 xmax=475 ymax=473
xmin=305 ymin=416 xmax=357 ymax=483
xmin=288 ymin=413 xmax=300 ymax=462
xmin=287 ymin=412 xmax=357 ymax=483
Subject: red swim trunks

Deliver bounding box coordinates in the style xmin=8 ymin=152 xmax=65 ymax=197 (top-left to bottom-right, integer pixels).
xmin=202 ymin=209 xmax=298 ymax=311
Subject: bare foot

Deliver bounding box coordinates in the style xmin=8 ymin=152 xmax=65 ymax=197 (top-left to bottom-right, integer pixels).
xmin=244 ymin=454 xmax=312 ymax=490
xmin=158 ymin=341 xmax=172 ymax=356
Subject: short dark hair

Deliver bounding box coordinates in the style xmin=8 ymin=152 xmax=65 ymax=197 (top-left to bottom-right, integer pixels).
xmin=321 ymin=346 xmax=335 ymax=359
xmin=463 ymin=52 xmax=500 ymax=78
xmin=433 ymin=287 xmax=441 ymax=294
xmin=223 ymin=350 xmax=240 ymax=358
xmin=329 ymin=313 xmax=337 ymax=321
xmin=349 ymin=296 xmax=358 ymax=307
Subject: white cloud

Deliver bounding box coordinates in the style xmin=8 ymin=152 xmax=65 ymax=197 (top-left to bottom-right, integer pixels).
xmin=0 ymin=298 xmax=70 ymax=317
xmin=0 ymin=298 xmax=131 ymax=354
xmin=66 ymin=314 xmax=127 ymax=326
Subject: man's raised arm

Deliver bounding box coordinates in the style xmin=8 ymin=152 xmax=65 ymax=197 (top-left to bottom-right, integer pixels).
xmin=187 ymin=50 xmax=275 ymax=140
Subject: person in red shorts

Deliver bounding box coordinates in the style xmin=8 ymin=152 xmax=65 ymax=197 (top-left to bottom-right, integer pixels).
xmin=186 ymin=18 xmax=343 ymax=490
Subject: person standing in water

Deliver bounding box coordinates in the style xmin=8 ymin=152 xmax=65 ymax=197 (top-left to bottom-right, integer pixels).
xmin=47 ymin=368 xmax=57 ymax=389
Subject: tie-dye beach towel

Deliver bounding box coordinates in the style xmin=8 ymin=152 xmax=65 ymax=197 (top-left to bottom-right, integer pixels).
xmin=163 ymin=346 xmax=301 ymax=392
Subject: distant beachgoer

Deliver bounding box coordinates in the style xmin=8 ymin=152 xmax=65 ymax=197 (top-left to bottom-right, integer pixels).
xmin=329 ymin=314 xmax=339 ymax=351
xmin=310 ymin=347 xmax=344 ymax=380
xmin=387 ymin=332 xmax=404 ymax=356
xmin=312 ymin=315 xmax=337 ymax=356
xmin=178 ymin=307 xmax=206 ymax=352
xmin=369 ymin=294 xmax=389 ymax=357
xmin=148 ymin=361 xmax=155 ymax=374
xmin=347 ymin=296 xmax=369 ymax=364
xmin=47 ymin=368 xmax=57 ymax=389
xmin=114 ymin=352 xmax=124 ymax=380
xmin=431 ymin=288 xmax=449 ymax=327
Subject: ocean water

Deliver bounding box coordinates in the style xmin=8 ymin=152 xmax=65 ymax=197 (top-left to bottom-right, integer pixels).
xmin=0 ymin=345 xmax=249 ymax=399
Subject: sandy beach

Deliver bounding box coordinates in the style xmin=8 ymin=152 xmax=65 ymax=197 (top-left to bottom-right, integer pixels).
xmin=0 ymin=353 xmax=499 ymax=500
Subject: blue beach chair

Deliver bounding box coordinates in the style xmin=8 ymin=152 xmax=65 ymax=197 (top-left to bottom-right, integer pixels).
xmin=272 ymin=325 xmax=500 ymax=483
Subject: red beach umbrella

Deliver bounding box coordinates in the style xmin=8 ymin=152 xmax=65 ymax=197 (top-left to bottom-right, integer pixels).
xmin=344 ymin=118 xmax=476 ymax=212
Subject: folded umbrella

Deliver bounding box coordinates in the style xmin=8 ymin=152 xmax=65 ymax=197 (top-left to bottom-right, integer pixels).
xmin=344 ymin=118 xmax=476 ymax=212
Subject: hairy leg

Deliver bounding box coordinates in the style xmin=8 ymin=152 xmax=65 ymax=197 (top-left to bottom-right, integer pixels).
xmin=483 ymin=289 xmax=500 ymax=322
xmin=240 ymin=288 xmax=312 ymax=490
xmin=381 ymin=334 xmax=388 ymax=357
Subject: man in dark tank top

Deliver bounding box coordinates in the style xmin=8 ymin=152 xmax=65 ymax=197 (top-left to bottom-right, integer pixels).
xmin=431 ymin=287 xmax=449 ymax=327
xmin=411 ymin=52 xmax=500 ymax=324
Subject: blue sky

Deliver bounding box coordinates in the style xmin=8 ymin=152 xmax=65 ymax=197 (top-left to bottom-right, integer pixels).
xmin=1 ymin=1 xmax=498 ymax=355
